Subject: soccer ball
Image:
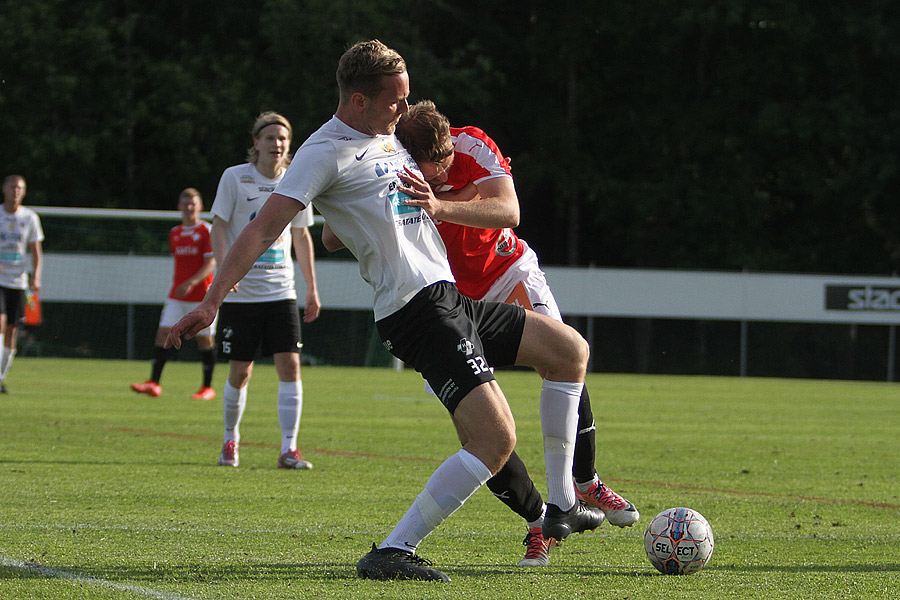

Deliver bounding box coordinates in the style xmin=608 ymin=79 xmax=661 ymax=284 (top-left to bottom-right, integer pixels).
xmin=644 ymin=507 xmax=714 ymax=575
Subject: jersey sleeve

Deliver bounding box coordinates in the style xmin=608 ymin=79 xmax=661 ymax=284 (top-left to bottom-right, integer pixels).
xmin=28 ymin=212 xmax=45 ymax=244
xmin=199 ymin=222 xmax=214 ymax=256
xmin=169 ymin=226 xmax=178 ymax=256
xmin=290 ymin=203 xmax=315 ymax=229
xmin=276 ymin=141 xmax=338 ymax=209
xmin=210 ymin=168 xmax=238 ymax=222
xmin=453 ymin=127 xmax=512 ymax=185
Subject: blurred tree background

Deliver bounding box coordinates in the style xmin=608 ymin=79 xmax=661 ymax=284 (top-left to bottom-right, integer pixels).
xmin=3 ymin=1 xmax=900 ymax=378
xmin=4 ymin=0 xmax=899 ymax=271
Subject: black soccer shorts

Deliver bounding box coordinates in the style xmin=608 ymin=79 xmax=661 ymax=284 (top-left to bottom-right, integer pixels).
xmin=0 ymin=286 xmax=26 ymax=325
xmin=216 ymin=299 xmax=302 ymax=362
xmin=376 ymin=281 xmax=526 ymax=413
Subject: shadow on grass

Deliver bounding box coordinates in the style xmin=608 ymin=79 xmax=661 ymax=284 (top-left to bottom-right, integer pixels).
xmin=0 ymin=562 xmax=361 ymax=583
xmin=3 ymin=560 xmax=897 ymax=586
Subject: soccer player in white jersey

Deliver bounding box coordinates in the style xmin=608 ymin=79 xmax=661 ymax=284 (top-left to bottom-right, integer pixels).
xmin=0 ymin=175 xmax=43 ymax=394
xmin=392 ymin=100 xmax=639 ymax=567
xmin=167 ymin=40 xmax=601 ymax=582
xmin=209 ymin=111 xmax=321 ymax=470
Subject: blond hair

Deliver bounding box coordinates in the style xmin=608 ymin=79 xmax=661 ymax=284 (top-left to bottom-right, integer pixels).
xmin=336 ymin=39 xmax=407 ymax=101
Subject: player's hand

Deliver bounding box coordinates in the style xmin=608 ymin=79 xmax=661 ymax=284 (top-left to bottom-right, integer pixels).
xmin=165 ymin=303 xmax=217 ymax=349
xmin=398 ymin=166 xmax=443 ymax=217
xmin=173 ymin=281 xmax=195 ymax=298
xmin=303 ymin=289 xmax=321 ymax=323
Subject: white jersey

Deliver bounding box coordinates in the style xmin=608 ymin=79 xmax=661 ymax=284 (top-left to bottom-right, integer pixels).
xmin=211 ymin=163 xmax=314 ymax=303
xmin=0 ymin=206 xmax=44 ymax=290
xmin=275 ymin=117 xmax=453 ymax=320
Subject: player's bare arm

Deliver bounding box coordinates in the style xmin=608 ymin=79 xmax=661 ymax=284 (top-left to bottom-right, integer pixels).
xmin=166 ymin=193 xmax=302 ymax=349
xmin=398 ymin=166 xmax=519 ymax=229
xmin=291 ymin=225 xmax=321 ymax=323
xmin=29 ymin=240 xmax=43 ymax=292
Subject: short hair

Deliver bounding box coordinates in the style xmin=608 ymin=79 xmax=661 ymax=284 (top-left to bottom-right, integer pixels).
xmin=179 ymin=187 xmax=202 ymax=205
xmin=395 ymin=100 xmax=453 ymax=164
xmin=3 ymin=174 xmax=25 ymax=188
xmin=336 ymin=39 xmax=407 ymax=101
xmin=246 ymin=111 xmax=293 ymax=166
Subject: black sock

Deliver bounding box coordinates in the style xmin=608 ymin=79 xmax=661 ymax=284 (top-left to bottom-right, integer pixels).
xmin=150 ymin=345 xmax=173 ymax=382
xmin=486 ymin=450 xmax=544 ymax=523
xmin=572 ymin=385 xmax=597 ymax=484
xmin=200 ymin=348 xmax=216 ymax=387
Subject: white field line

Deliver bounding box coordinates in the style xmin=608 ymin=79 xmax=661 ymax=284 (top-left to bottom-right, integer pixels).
xmin=0 ymin=556 xmax=199 ymax=600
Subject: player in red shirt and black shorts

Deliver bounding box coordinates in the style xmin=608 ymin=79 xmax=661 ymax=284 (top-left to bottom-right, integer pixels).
xmin=392 ymin=101 xmax=640 ymax=567
xmin=131 ymin=188 xmax=217 ymax=400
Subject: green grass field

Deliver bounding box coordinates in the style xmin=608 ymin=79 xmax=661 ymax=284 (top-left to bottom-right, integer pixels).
xmin=1 ymin=358 xmax=897 ymax=599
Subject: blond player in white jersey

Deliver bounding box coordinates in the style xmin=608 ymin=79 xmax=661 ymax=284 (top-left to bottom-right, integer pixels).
xmin=167 ymin=40 xmax=599 ymax=583
xmin=210 ymin=111 xmax=321 ymax=470
xmin=0 ymin=175 xmax=43 ymax=394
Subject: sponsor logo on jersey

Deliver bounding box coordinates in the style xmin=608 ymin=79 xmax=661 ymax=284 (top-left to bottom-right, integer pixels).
xmin=246 ymin=196 xmax=260 ymax=202
xmin=258 ymin=186 xmax=275 ymax=192
xmin=389 ymin=191 xmax=418 ymax=216
xmin=494 ymin=228 xmax=517 ymax=257
xmin=355 ymin=148 xmax=369 ymax=161
xmin=825 ymin=284 xmax=900 ymax=311
xmin=240 ymin=175 xmax=255 ymax=183
xmin=257 ymin=248 xmax=285 ymax=263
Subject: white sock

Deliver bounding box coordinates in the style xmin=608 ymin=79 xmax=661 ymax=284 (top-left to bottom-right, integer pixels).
xmin=380 ymin=449 xmax=491 ymax=553
xmin=0 ymin=335 xmax=7 ymax=379
xmin=277 ymin=380 xmax=302 ymax=454
xmin=540 ymin=379 xmax=583 ymax=511
xmin=1 ymin=348 xmax=16 ymax=381
xmin=223 ymin=381 xmax=247 ymax=444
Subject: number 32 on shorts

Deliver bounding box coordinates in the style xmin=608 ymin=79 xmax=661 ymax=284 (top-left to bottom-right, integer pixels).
xmin=467 ymin=356 xmax=489 ymax=375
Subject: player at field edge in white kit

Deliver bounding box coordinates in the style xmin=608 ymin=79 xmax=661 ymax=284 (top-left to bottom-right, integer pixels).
xmin=131 ymin=188 xmax=218 ymax=400
xmin=325 ymin=99 xmax=641 ymax=567
xmin=208 ymin=111 xmax=321 ymax=471
xmin=0 ymin=175 xmax=43 ymax=394
xmin=166 ymin=40 xmax=600 ymax=583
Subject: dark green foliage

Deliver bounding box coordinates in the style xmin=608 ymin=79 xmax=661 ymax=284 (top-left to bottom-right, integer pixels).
xmin=2 ymin=1 xmax=900 ymax=273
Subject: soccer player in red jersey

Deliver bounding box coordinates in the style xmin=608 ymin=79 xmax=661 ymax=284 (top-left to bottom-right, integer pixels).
xmin=131 ymin=188 xmax=217 ymax=400
xmin=392 ymin=101 xmax=640 ymax=566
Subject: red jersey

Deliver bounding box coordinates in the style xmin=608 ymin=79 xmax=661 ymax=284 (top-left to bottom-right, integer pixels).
xmin=436 ymin=126 xmax=524 ymax=300
xmin=168 ymin=221 xmax=214 ymax=302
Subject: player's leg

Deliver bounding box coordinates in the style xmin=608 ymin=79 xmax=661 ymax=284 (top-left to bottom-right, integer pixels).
xmin=215 ymin=302 xmax=262 ymax=467
xmin=190 ymin=334 xmax=217 ymax=400
xmin=131 ymin=300 xmax=183 ymax=397
xmin=500 ymin=255 xmax=639 ymax=527
xmin=360 ymin=382 xmax=506 ymax=582
xmin=452 ymin=414 xmax=551 ymax=566
xmin=1 ymin=323 xmax=18 ymax=383
xmin=0 ymin=288 xmax=26 ymax=391
xmin=359 ymin=284 xmax=506 ymax=581
xmin=0 ymin=288 xmax=8 ymax=392
xmin=262 ymin=300 xmax=311 ymax=470
xmin=512 ymin=310 xmax=606 ymax=542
